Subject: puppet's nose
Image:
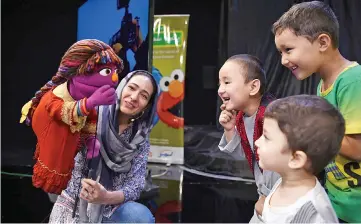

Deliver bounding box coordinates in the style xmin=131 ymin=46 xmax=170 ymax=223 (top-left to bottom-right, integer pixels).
xmin=169 ymin=80 xmax=183 ymax=98
xmin=112 ymin=72 xmax=118 ymax=83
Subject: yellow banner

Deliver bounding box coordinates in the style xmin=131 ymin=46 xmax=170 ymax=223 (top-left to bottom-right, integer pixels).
xmin=149 ymin=15 xmax=190 ymax=164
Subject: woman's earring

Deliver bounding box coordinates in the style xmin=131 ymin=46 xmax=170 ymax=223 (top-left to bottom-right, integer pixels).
xmin=130 ymin=111 xmax=145 ymax=122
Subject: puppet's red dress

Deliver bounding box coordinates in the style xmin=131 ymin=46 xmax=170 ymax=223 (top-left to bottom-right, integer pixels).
xmin=31 ymin=83 xmax=97 ymax=194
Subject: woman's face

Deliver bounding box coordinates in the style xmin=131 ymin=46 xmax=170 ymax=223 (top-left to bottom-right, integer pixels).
xmin=120 ymin=75 xmax=154 ymax=117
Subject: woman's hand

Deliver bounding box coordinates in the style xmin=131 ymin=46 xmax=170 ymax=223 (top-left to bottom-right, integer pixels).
xmin=80 ymin=178 xmax=109 ymax=204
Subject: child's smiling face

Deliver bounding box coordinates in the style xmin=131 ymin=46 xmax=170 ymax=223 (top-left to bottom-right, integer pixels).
xmin=218 ymin=61 xmax=253 ymax=111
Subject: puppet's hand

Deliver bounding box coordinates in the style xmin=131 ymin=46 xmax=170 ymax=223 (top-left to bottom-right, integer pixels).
xmin=86 ymin=85 xmax=116 ymax=110
xmin=85 ymin=136 xmax=100 ymax=159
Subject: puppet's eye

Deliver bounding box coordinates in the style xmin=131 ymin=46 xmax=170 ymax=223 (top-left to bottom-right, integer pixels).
xmin=170 ymin=69 xmax=184 ymax=82
xmin=159 ymin=77 xmax=172 ymax=92
xmin=99 ymin=68 xmax=112 ymax=76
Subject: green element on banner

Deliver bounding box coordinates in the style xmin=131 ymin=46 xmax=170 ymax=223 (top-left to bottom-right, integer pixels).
xmin=150 ymin=15 xmax=189 ymax=148
xmin=150 ymin=121 xmax=184 ymax=147
xmin=153 ymin=31 xmax=183 ymax=47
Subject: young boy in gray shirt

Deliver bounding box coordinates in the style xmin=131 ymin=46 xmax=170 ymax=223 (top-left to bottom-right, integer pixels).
xmin=218 ymin=54 xmax=280 ymax=219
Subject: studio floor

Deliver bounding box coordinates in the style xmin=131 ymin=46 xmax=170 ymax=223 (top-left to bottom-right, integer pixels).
xmin=1 ymin=126 xmax=258 ymax=223
xmin=1 ymin=162 xmax=257 ymax=223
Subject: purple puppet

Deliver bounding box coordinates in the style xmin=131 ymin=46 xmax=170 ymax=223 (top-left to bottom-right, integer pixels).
xmin=20 ymin=39 xmax=124 ymax=194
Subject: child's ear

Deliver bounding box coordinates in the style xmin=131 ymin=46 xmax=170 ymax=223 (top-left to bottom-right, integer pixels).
xmin=317 ymin=33 xmax=332 ymax=52
xmin=288 ymin=150 xmax=308 ymax=169
xmin=249 ymin=79 xmax=261 ymax=96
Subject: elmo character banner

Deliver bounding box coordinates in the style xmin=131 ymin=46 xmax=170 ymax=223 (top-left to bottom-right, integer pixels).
xmin=149 ymin=15 xmax=190 ymax=165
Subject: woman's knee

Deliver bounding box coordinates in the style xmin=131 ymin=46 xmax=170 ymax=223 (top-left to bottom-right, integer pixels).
xmin=112 ymin=201 xmax=155 ymax=223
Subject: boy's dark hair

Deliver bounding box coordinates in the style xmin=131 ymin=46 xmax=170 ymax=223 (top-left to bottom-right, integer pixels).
xmin=227 ymin=54 xmax=266 ymax=95
xmin=265 ymin=95 xmax=345 ymax=175
xmin=272 ymin=1 xmax=339 ymax=48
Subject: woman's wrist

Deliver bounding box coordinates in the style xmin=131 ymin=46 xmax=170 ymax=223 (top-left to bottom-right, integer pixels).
xmin=104 ymin=190 xmax=125 ymax=205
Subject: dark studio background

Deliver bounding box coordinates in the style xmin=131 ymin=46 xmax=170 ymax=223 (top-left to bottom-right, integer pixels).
xmin=215 ymin=0 xmax=361 ymax=129
xmin=2 ymin=0 xmax=361 ymax=222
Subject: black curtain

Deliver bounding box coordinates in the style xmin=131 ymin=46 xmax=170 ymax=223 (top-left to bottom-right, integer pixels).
xmin=1 ymin=1 xmax=86 ymax=222
xmin=1 ymin=0 xmax=86 ymax=165
xmin=216 ymin=0 xmax=361 ymax=129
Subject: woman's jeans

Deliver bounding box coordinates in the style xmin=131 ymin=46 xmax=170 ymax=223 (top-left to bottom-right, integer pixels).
xmin=102 ymin=201 xmax=155 ymax=223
